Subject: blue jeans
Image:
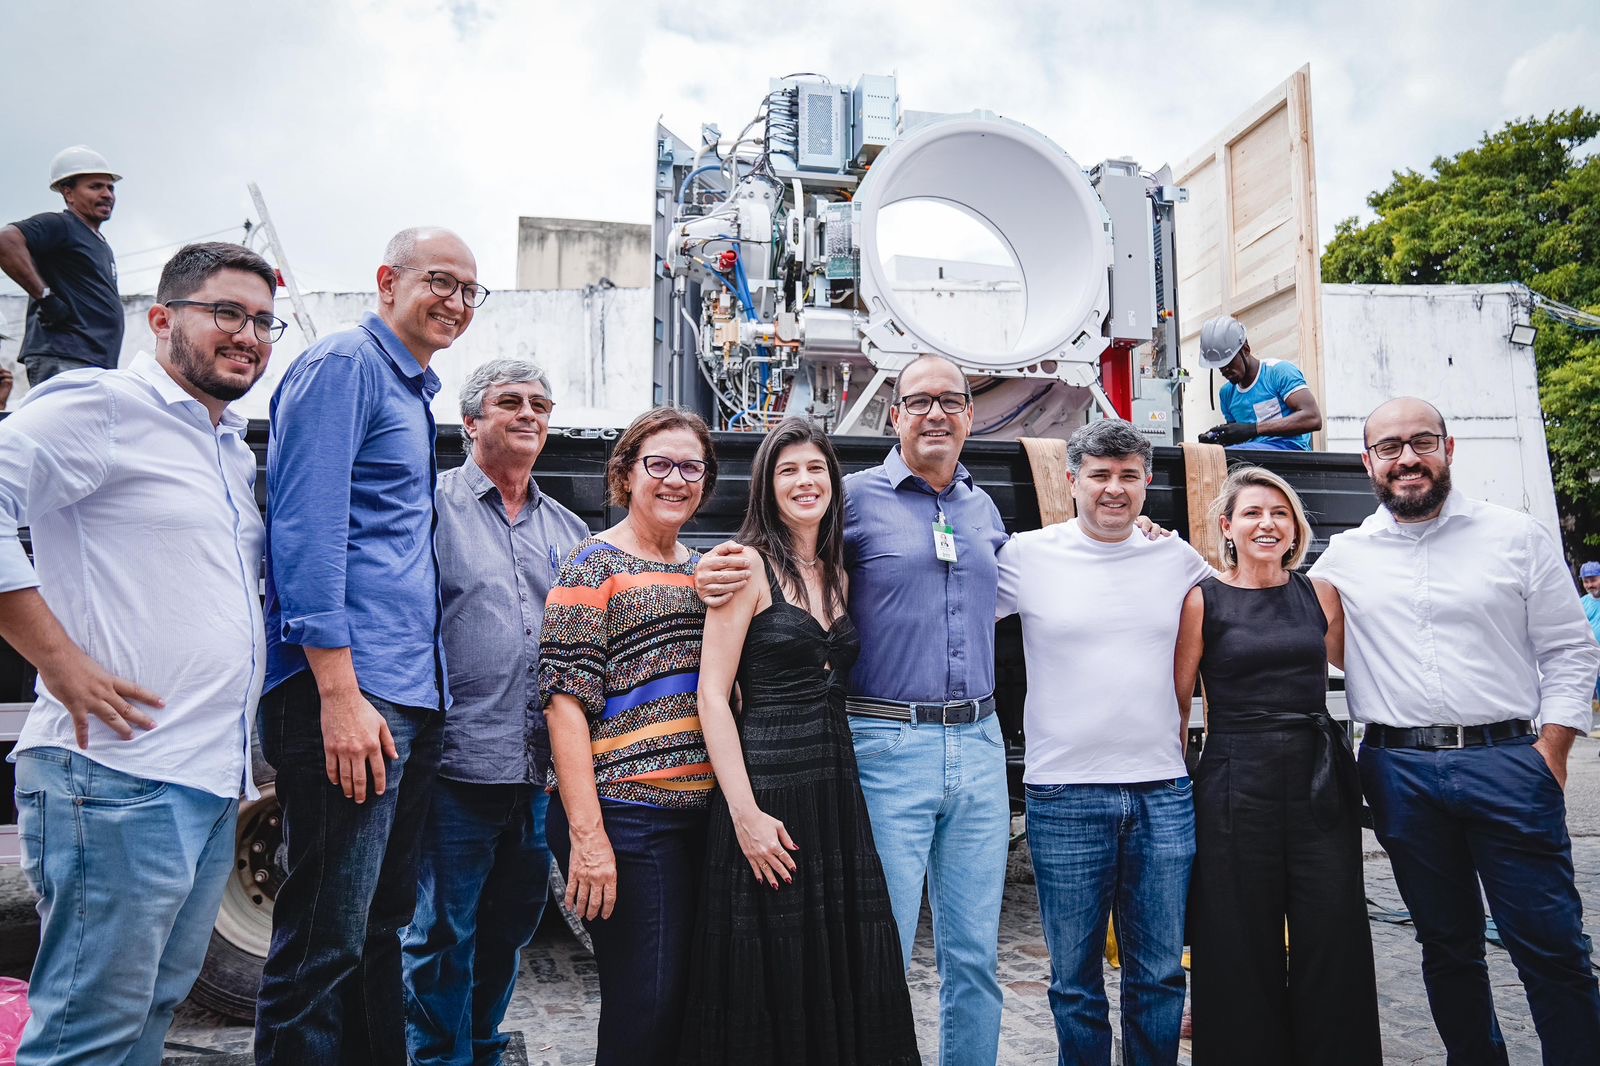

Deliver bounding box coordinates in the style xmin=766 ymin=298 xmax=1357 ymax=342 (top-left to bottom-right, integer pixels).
xmin=401 ymin=776 xmax=551 ymax=1066
xmin=255 ymin=671 xmax=444 ymax=1065
xmin=545 ymin=794 xmax=705 ymax=1066
xmin=1360 ymin=734 xmax=1600 ymax=1066
xmin=848 ymin=713 xmax=1010 ymax=1066
xmin=1025 ymin=778 xmax=1196 ymax=1066
xmin=12 ymin=747 xmax=237 ymax=1066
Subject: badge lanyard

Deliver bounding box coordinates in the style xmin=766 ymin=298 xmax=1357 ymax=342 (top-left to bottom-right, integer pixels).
xmin=932 ymin=508 xmax=958 ymax=564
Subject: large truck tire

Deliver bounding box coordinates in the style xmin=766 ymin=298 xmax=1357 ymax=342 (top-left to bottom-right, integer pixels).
xmin=187 ymin=772 xmax=593 ymax=1021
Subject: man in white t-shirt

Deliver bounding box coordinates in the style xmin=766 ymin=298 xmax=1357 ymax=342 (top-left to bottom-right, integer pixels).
xmin=997 ymin=419 xmax=1212 ymax=1066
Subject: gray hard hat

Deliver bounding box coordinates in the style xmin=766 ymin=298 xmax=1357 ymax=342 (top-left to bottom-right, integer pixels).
xmin=1198 ymin=316 xmax=1248 ymax=370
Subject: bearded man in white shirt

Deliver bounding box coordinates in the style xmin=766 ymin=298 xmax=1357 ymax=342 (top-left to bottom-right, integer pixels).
xmin=1311 ymin=396 xmax=1600 ymax=1066
xmin=0 ymin=242 xmax=281 ymax=1066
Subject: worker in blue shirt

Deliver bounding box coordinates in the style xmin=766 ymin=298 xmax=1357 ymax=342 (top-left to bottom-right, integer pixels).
xmin=1582 ymin=561 xmax=1600 ymax=704
xmin=1195 ymin=315 xmax=1322 ymax=450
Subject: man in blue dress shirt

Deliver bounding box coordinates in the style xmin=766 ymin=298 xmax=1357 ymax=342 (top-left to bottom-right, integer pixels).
xmin=256 ymin=227 xmax=487 ymax=1064
xmin=1195 ymin=315 xmax=1322 ymax=450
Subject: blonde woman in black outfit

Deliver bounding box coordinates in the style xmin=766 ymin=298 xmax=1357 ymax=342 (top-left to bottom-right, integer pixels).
xmin=1174 ymin=465 xmax=1382 ymax=1066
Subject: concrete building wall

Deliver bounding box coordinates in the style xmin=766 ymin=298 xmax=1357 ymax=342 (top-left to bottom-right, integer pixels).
xmin=0 ymin=287 xmax=654 ymax=428
xmin=515 ymin=217 xmax=652 ymax=291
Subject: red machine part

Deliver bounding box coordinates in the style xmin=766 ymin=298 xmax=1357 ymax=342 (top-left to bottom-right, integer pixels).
xmin=1099 ymin=343 xmax=1135 ymax=420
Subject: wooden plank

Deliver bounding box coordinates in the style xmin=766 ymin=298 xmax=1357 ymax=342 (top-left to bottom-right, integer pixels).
xmin=1174 ymin=65 xmax=1323 ymax=445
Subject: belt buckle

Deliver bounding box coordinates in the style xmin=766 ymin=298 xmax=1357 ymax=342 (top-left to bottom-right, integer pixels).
xmin=943 ymin=699 xmax=973 ymax=726
xmin=1441 ymin=725 xmax=1466 ymax=750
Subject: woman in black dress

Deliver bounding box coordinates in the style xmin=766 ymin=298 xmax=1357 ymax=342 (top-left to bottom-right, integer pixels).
xmin=1174 ymin=465 xmax=1382 ymax=1066
xmin=679 ymin=418 xmax=918 ymax=1066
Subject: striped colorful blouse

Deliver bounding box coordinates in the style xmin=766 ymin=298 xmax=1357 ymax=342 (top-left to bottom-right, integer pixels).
xmin=539 ymin=538 xmax=713 ymax=809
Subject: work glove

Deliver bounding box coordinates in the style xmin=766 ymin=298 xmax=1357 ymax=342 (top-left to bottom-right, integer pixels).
xmin=37 ymin=293 xmax=75 ymax=328
xmin=1198 ymin=422 xmax=1256 ymax=446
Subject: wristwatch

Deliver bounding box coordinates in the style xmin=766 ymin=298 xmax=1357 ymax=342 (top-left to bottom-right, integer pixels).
xmin=37 ymin=287 xmax=51 ymax=301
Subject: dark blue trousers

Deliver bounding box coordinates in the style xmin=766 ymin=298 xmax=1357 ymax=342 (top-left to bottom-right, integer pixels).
xmin=1360 ymin=733 xmax=1600 ymax=1066
xmin=546 ymin=794 xmax=705 ymax=1066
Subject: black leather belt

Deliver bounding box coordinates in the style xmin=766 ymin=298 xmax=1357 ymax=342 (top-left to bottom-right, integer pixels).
xmin=1364 ymin=719 xmax=1534 ymax=751
xmin=846 ymin=695 xmax=997 ymax=726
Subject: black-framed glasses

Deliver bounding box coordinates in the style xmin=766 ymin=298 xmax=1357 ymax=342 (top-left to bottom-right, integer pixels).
xmin=639 ymin=455 xmax=708 ymax=482
xmin=895 ymin=391 xmax=971 ymax=416
xmin=1367 ymin=433 xmax=1444 ymax=461
xmin=489 ymin=393 xmax=555 ymax=416
xmin=164 ymin=300 xmax=287 ymax=343
xmin=389 ymin=265 xmax=490 ymax=307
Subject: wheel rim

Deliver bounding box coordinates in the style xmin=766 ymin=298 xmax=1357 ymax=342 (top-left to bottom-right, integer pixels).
xmin=212 ymin=785 xmax=281 ymax=956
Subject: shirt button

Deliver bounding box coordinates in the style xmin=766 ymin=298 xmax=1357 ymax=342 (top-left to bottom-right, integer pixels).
xmin=525 ymin=628 xmax=533 ymax=636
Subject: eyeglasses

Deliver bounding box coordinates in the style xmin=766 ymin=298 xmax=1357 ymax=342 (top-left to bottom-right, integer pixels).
xmin=389 ymin=265 xmax=490 ymax=307
xmin=638 ymin=455 xmax=708 ymax=482
xmin=1366 ymin=433 xmax=1444 ymax=461
xmin=490 ymin=393 xmax=554 ymax=416
xmin=895 ymin=391 xmax=971 ymax=416
xmin=164 ymin=300 xmax=288 ymax=343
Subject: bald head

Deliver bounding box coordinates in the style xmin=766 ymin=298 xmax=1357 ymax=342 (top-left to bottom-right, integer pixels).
xmin=1363 ymin=397 xmax=1447 ymax=448
xmin=384 ymin=226 xmax=473 ymax=270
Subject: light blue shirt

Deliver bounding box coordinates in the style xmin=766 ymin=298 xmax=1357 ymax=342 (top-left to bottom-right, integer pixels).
xmin=264 ymin=311 xmax=448 ymax=711
xmin=1583 ymin=593 xmax=1600 ymax=642
xmin=1220 ymin=358 xmax=1311 ymax=451
xmin=842 ymin=446 xmax=1009 ymax=703
xmin=0 ymin=354 xmax=264 ymax=798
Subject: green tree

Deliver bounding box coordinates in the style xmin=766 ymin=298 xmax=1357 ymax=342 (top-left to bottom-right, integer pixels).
xmin=1323 ymin=108 xmax=1600 ymax=552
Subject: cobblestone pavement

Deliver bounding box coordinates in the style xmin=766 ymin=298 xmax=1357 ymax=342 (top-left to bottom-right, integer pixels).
xmin=3 ymin=735 xmax=1598 ymax=1064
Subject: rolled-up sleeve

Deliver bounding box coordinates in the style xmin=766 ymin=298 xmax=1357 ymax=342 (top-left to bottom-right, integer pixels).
xmin=539 ymin=552 xmax=608 ymax=720
xmin=0 ymin=380 xmax=114 ymax=592
xmin=267 ymin=352 xmax=367 ymax=649
xmin=1523 ymin=521 xmax=1600 ymax=731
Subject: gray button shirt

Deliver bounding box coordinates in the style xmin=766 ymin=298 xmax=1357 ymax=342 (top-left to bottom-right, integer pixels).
xmin=437 ymin=454 xmax=589 ymax=783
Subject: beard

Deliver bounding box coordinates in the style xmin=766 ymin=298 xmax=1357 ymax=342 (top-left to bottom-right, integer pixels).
xmin=1374 ymin=463 xmax=1452 ymax=520
xmin=169 ymin=324 xmax=258 ymax=403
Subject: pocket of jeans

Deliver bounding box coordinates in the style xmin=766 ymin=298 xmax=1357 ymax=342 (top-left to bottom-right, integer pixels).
xmin=1023 ymin=781 xmax=1069 ymax=800
xmin=76 ymin=761 xmax=170 ymax=807
xmin=15 ymin=786 xmax=45 ymax=896
xmin=1164 ymin=775 xmax=1194 ymax=796
xmin=848 ymin=718 xmax=907 ymax=760
xmin=975 ymin=713 xmax=1006 ymax=749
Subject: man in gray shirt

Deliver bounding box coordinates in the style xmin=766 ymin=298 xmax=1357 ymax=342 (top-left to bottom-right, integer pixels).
xmin=401 ymin=358 xmax=589 ymax=1065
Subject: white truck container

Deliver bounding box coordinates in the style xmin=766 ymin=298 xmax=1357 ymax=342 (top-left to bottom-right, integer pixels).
xmin=1320 ymin=282 xmax=1559 ymax=539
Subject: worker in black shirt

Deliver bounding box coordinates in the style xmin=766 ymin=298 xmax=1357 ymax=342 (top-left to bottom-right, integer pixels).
xmin=0 ymin=146 xmax=124 ymax=387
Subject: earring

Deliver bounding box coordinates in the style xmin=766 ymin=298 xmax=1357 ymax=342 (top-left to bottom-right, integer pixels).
xmin=1225 ymin=539 xmax=1233 ymax=550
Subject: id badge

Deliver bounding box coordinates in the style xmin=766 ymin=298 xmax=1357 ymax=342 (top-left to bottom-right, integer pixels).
xmin=932 ymin=511 xmax=958 ymax=563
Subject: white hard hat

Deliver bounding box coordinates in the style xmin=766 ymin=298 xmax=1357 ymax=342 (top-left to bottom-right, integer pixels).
xmin=1198 ymin=315 xmax=1248 ymax=370
xmin=49 ymin=145 xmax=121 ymax=192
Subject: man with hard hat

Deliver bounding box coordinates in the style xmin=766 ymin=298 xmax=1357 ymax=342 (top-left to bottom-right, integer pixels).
xmin=0 ymin=146 xmax=124 ymax=387
xmin=1195 ymin=314 xmax=1322 ymax=450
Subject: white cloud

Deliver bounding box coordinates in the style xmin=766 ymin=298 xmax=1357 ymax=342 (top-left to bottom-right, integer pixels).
xmin=1 ymin=0 xmax=1596 ymax=298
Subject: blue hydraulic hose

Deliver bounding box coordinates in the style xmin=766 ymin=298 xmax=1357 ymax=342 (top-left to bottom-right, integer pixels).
xmin=676 ymin=165 xmax=724 ymax=205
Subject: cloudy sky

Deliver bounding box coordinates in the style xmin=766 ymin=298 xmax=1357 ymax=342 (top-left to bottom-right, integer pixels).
xmin=2 ymin=0 xmax=1596 ymax=298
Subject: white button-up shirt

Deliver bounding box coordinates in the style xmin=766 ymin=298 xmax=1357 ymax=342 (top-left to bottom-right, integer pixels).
xmin=0 ymin=353 xmax=264 ymax=798
xmin=1310 ymin=491 xmax=1600 ymax=733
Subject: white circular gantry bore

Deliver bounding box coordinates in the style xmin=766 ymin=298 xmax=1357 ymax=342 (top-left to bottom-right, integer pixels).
xmin=854 ymin=112 xmax=1112 ymax=375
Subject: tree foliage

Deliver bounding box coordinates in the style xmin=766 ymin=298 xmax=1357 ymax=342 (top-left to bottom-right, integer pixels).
xmin=1323 ymin=108 xmax=1600 ymax=551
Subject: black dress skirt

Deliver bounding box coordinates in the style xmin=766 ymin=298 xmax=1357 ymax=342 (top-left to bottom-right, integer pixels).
xmin=678 ymin=570 xmax=919 ymax=1065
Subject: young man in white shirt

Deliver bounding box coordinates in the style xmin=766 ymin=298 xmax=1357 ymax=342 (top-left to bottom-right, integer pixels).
xmin=996 ymin=419 xmax=1211 ymax=1066
xmin=1311 ymin=396 xmax=1600 ymax=1066
xmin=0 ymin=243 xmax=281 ymax=1066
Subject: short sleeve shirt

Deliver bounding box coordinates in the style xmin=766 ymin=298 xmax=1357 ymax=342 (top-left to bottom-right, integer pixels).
xmin=10 ymin=211 xmax=123 ymax=368
xmin=1219 ymin=358 xmax=1310 ymax=451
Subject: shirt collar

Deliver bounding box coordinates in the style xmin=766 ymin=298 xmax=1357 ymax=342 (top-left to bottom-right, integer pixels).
xmin=1374 ymin=488 xmax=1472 ymax=535
xmin=129 ymin=351 xmax=247 ymax=432
xmin=359 ymin=311 xmax=442 ymax=401
xmin=883 ymin=444 xmax=973 ymax=494
xmin=460 ymin=452 xmax=543 ymax=508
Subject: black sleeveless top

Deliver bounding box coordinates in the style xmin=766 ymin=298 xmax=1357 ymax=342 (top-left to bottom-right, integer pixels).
xmin=1198 ymin=571 xmax=1357 ymax=827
